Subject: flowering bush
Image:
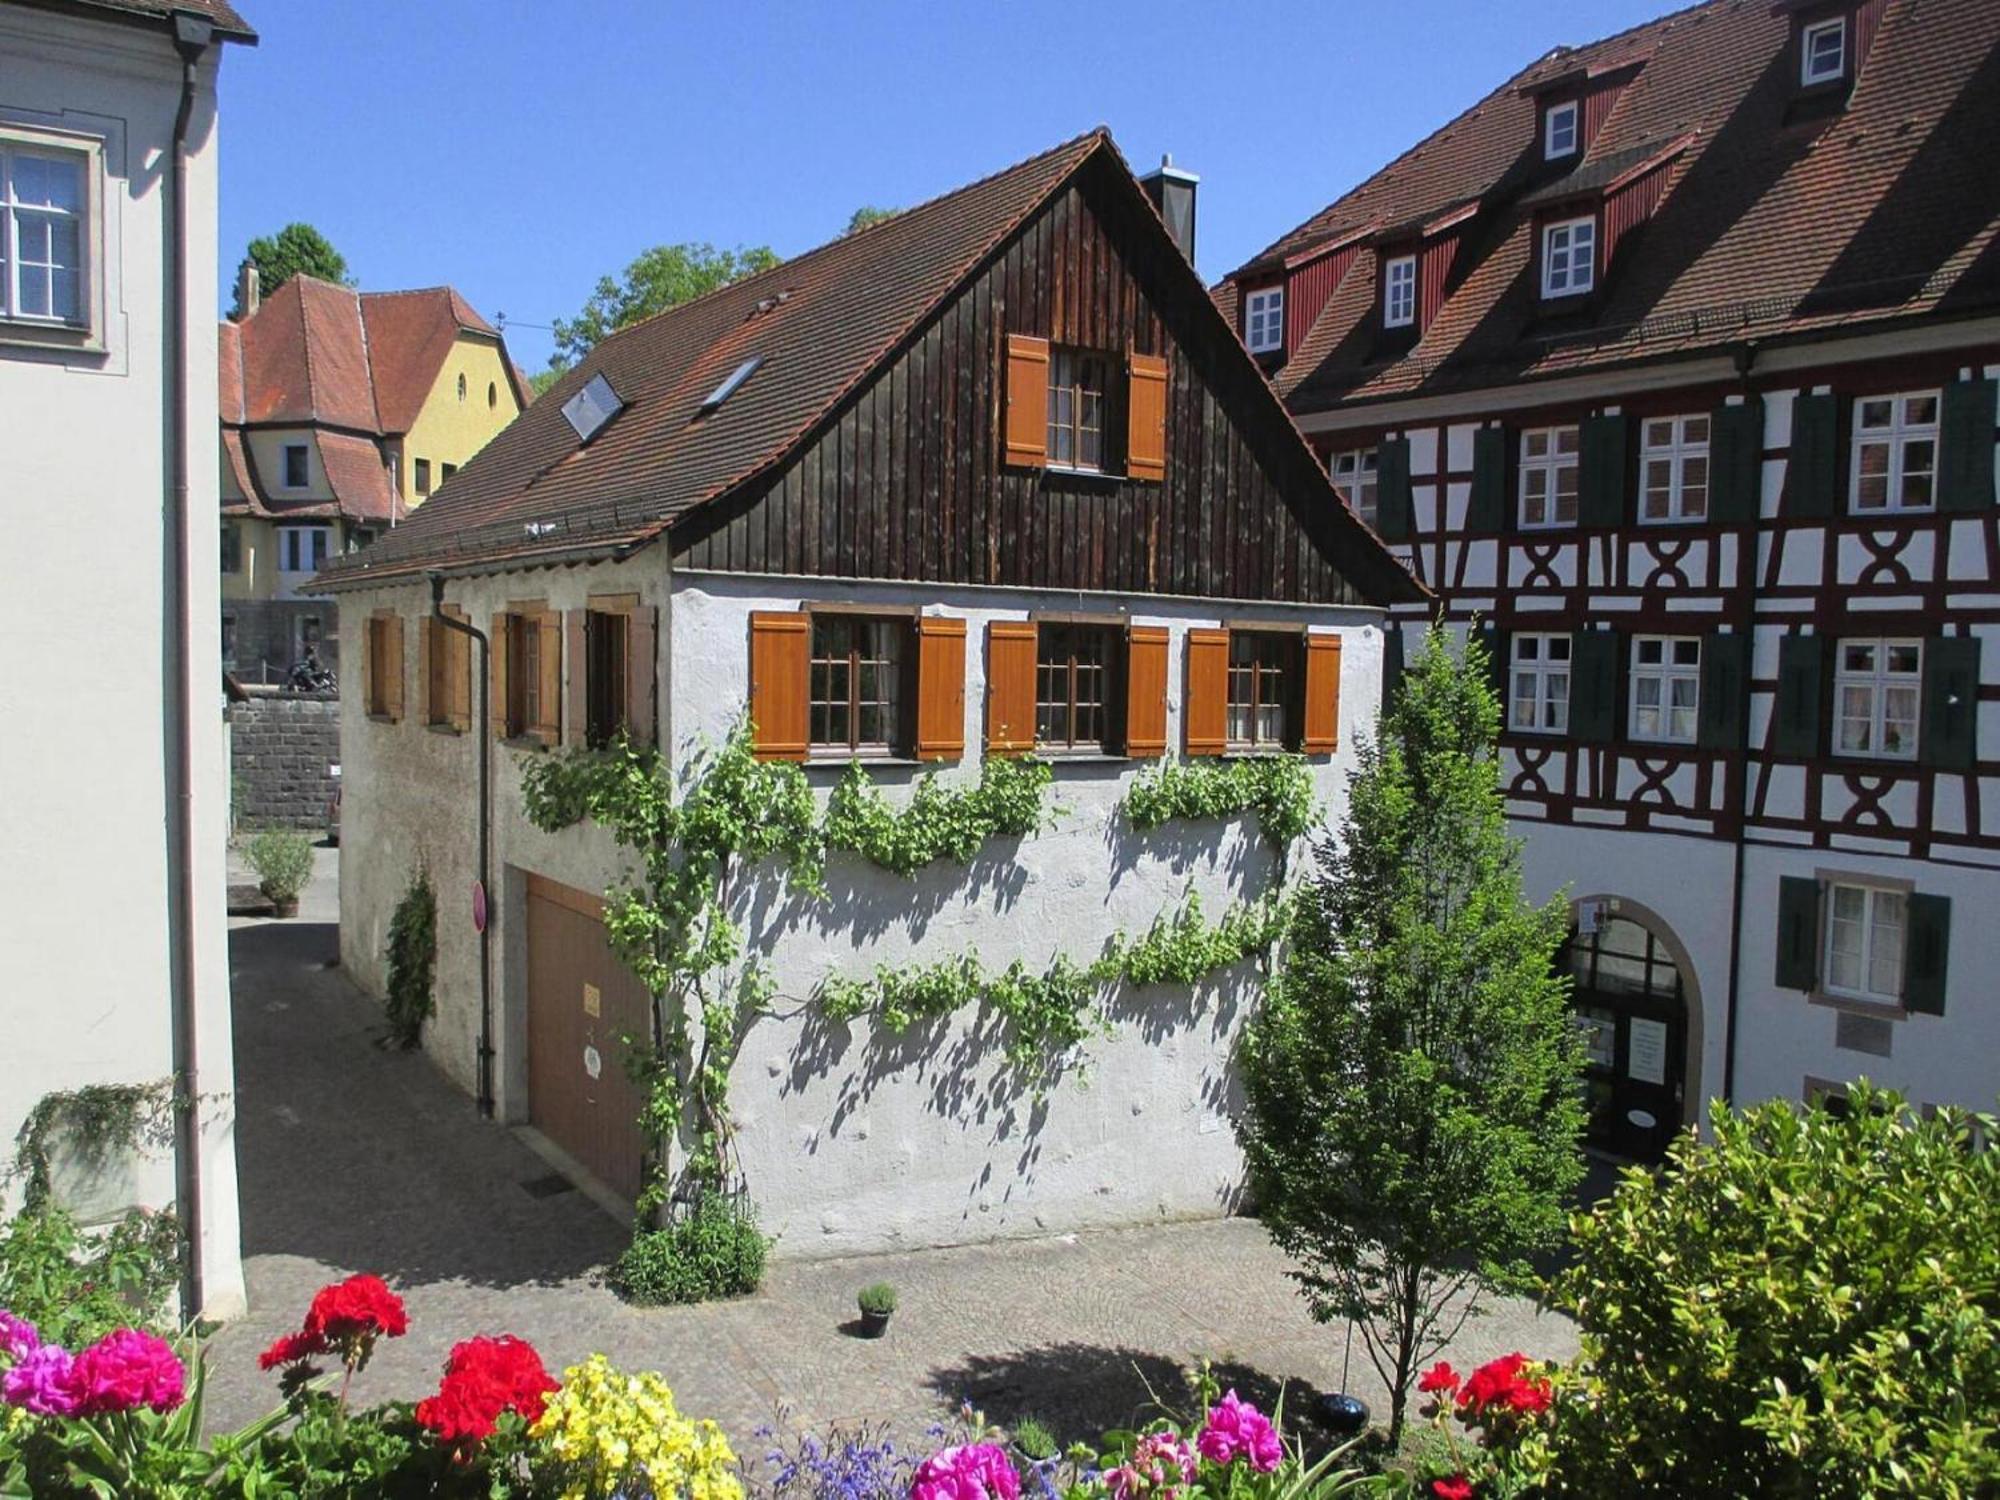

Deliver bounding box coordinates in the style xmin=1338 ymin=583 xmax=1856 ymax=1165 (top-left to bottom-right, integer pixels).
xmin=533 ymin=1352 xmax=742 ymax=1500
xmin=1399 ymin=1353 xmax=1557 ymax=1499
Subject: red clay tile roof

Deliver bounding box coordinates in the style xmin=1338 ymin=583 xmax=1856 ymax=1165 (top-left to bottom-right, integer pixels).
xmin=1230 ymin=0 xmax=2000 ymax=412
xmin=25 ymin=0 xmax=256 ymax=40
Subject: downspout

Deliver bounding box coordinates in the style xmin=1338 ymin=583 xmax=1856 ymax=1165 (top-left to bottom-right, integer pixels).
xmin=431 ymin=574 xmax=494 ymax=1117
xmin=166 ymin=9 xmax=215 ymax=1320
xmin=1720 ymin=340 xmax=1761 ymax=1106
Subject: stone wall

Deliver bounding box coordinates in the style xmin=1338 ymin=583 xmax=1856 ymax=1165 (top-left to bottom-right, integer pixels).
xmin=229 ymin=690 xmax=341 ymax=831
xmin=222 ymin=598 xmax=340 ymax=685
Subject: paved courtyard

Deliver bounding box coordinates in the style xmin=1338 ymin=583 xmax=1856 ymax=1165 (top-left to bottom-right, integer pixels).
xmin=209 ymin=846 xmax=1577 ymax=1457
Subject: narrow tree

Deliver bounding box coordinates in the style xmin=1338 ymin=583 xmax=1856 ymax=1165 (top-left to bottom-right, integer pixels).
xmin=549 ymin=241 xmax=779 ymax=369
xmin=236 ymin=222 xmax=350 ymax=313
xmin=1237 ymin=624 xmax=1585 ymax=1444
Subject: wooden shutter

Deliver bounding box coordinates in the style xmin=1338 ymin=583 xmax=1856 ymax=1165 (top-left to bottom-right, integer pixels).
xmin=626 ymin=605 xmax=658 ymax=747
xmin=1375 ymin=438 xmax=1412 ymax=541
xmin=1938 ymin=378 xmax=1997 ymax=512
xmin=1183 ymin=628 xmax=1230 ymax=756
xmin=447 ymin=608 xmax=472 ymax=731
xmin=1467 ymin=427 xmax=1508 ymax=531
xmin=1301 ymin=632 xmax=1342 ymax=754
xmin=1126 ymin=352 xmax=1168 ymax=482
xmin=1772 ymin=634 xmax=1825 ymax=757
xmin=1579 ymin=414 xmax=1630 ymax=527
xmin=1124 ymin=625 xmax=1168 ymax=758
xmin=533 ymin=611 xmax=562 ymax=745
xmin=489 ymin=612 xmax=510 ymax=737
xmin=1382 ymin=626 xmax=1407 ymax=711
xmin=1698 ymin=632 xmax=1750 ymax=751
xmin=1480 ymin=623 xmax=1509 ymax=715
xmin=1786 ymin=393 xmax=1839 ymax=517
xmin=1774 ymin=876 xmax=1820 ymax=991
xmin=914 ymin=615 xmax=967 ymax=761
xmin=1709 ymin=399 xmax=1765 ymax=524
xmin=748 ymin=611 xmax=809 ymax=761
xmin=1920 ymin=634 xmax=1981 ymax=771
xmin=1904 ymin=893 xmax=1951 ymax=1015
xmin=1003 ymin=334 xmax=1049 ymax=468
xmin=417 ymin=616 xmax=436 ymax=724
xmin=1569 ymin=629 xmax=1619 ymax=742
xmin=564 ymin=609 xmax=588 ymax=747
xmin=384 ymin=615 xmax=406 ymax=722
xmin=984 ymin=620 xmax=1037 ymax=756
xmin=359 ymin=617 xmax=375 ymax=716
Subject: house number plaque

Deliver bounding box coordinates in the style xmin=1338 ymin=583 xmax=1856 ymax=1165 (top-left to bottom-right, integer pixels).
xmin=583 ymin=982 xmax=601 ymax=1018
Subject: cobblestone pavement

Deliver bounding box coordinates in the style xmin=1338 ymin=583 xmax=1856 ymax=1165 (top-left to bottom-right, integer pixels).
xmin=209 ymin=850 xmax=1577 ymax=1457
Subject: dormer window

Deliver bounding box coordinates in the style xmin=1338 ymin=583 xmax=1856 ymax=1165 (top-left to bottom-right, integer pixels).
xmin=1801 ymin=15 xmax=1847 ymax=86
xmin=1384 ymin=255 xmax=1417 ymax=328
xmin=1244 ymin=286 xmax=1284 ymax=354
xmin=1544 ymin=101 xmax=1580 ymax=159
xmin=1541 ymin=217 xmax=1596 ymax=298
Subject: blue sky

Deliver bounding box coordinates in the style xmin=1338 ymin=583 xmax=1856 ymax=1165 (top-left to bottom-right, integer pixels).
xmin=217 ymin=0 xmax=1669 ymax=373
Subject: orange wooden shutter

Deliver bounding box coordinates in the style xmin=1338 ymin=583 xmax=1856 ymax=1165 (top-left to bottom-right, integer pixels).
xmin=1183 ymin=628 xmax=1229 ymax=756
xmin=1124 ymin=625 xmax=1169 ymax=757
xmin=626 ymin=605 xmax=658 ymax=747
xmin=1003 ymin=333 xmax=1049 ymax=468
xmin=564 ymin=609 xmax=588 ymax=747
xmin=489 ymin=612 xmax=510 ymax=737
xmin=418 ymin=616 xmax=437 ymax=724
xmin=534 ymin=611 xmax=563 ymax=745
xmin=359 ymin=617 xmax=376 ymax=716
xmin=383 ymin=615 xmax=405 ymax=722
xmin=446 ymin=607 xmax=471 ymax=730
xmin=985 ymin=620 xmax=1038 ymax=755
xmin=749 ymin=611 xmax=809 ymax=761
xmin=1126 ymin=353 xmax=1168 ymax=482
xmin=1301 ymin=632 xmax=1343 ymax=754
xmin=914 ymin=615 xmax=968 ymax=761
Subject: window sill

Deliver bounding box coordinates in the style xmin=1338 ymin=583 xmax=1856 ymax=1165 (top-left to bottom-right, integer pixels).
xmin=366 ymin=713 xmax=398 ymax=725
xmin=1847 ymin=505 xmax=1935 ymax=519
xmin=1826 ymin=751 xmax=1920 ymax=769
xmin=426 ymin=722 xmax=465 ymax=738
xmin=501 ymin=735 xmax=552 ymax=753
xmin=805 ymin=753 xmax=926 ymax=770
xmin=0 ymin=317 xmax=103 ymax=357
xmin=1808 ymin=990 xmax=1906 ymax=1022
xmin=1040 ymin=464 xmax=1126 ymax=486
xmin=1036 ymin=750 xmax=1130 ymax=766
xmin=1221 ymin=746 xmax=1301 ymax=759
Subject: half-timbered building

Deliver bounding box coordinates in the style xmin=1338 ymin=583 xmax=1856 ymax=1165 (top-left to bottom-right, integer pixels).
xmin=312 ymin=131 xmax=1421 ymax=1254
xmin=1222 ymin=0 xmax=2000 ymax=1155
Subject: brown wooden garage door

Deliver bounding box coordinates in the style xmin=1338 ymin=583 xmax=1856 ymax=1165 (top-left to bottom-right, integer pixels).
xmin=524 ymin=874 xmax=651 ymax=1202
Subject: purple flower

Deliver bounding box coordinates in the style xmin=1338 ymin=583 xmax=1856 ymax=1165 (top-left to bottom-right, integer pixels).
xmin=0 ymin=1310 xmax=39 ymax=1363
xmin=1196 ymin=1390 xmax=1282 ymax=1473
xmin=3 ymin=1344 xmax=80 ymax=1417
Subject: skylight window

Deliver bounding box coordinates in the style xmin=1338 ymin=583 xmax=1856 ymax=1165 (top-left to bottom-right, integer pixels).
xmin=560 ymin=372 xmax=623 ymax=445
xmin=700 ymin=355 xmax=763 ymax=414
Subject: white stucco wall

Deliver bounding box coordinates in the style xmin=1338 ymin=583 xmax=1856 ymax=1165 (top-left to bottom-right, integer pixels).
xmin=337 ymin=563 xmax=1385 ymax=1259
xmin=0 ymin=6 xmax=243 ymax=1316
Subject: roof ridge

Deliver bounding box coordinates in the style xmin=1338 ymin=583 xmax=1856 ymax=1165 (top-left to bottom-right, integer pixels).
xmin=349 ymin=283 xmax=386 ymax=436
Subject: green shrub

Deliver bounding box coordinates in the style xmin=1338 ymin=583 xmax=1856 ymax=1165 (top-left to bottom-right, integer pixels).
xmin=609 ymin=1195 xmax=768 ymax=1306
xmin=245 ymin=828 xmax=315 ymax=901
xmin=1011 ymin=1415 xmax=1057 ymax=1461
xmin=0 ymin=1202 xmax=180 ymax=1346
xmin=1545 ymin=1084 xmax=2000 ymax=1497
xmin=856 ymin=1281 xmax=897 ymax=1316
xmin=383 ymin=867 xmax=437 ymax=1049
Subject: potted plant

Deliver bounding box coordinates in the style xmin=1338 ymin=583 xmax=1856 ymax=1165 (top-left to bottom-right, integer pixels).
xmin=246 ymin=829 xmax=315 ymax=918
xmin=855 ymin=1281 xmax=896 ymax=1338
xmin=1011 ymin=1415 xmax=1058 ymax=1465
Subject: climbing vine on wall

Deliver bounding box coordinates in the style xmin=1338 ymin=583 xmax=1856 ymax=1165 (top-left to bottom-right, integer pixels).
xmin=823 ymin=756 xmax=1056 ymax=875
xmin=8 ymin=1081 xmax=178 ymax=1211
xmin=383 ymin=865 xmax=438 ymax=1050
xmin=1121 ymin=755 xmax=1317 ymax=847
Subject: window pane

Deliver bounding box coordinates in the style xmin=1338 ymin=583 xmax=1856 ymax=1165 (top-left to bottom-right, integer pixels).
xmin=1903 ymin=395 xmax=1937 ymax=426
xmin=1858 ymin=399 xmax=1893 ymax=430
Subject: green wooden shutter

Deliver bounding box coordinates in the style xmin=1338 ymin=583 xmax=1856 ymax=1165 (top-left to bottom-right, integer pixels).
xmin=1775 ymin=876 xmax=1820 ymax=991
xmin=1698 ymin=632 xmax=1750 ymax=750
xmin=1903 ymin=893 xmax=1951 ymax=1015
xmin=1773 ymin=634 xmax=1826 ymax=757
xmin=1467 ymin=427 xmax=1508 ymax=531
xmin=1570 ymin=630 xmax=1620 ymax=742
xmin=1382 ymin=626 xmax=1406 ymax=711
xmin=1920 ymin=634 xmax=1981 ymax=771
xmin=1480 ymin=623 xmax=1510 ymax=719
xmin=1938 ymin=378 xmax=1997 ymax=512
xmin=1579 ymin=414 xmax=1630 ymax=527
xmin=1709 ymin=399 xmax=1765 ymax=524
xmin=1376 ymin=438 xmax=1413 ymax=541
xmin=1786 ymin=393 xmax=1840 ymax=517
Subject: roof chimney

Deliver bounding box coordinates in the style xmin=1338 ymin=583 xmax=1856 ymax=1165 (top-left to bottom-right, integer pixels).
xmin=1140 ymin=153 xmax=1200 ymax=266
xmin=234 ymin=261 xmax=260 ymax=320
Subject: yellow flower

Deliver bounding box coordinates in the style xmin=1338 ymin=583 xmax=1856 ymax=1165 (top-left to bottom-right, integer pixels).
xmin=530 ymin=1353 xmax=743 ymax=1500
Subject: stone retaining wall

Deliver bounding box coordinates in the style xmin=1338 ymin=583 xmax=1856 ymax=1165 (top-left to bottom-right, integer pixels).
xmin=229 ymin=691 xmax=340 ymax=831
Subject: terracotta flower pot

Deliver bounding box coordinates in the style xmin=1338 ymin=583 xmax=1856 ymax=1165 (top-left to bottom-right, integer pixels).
xmin=270 ymin=893 xmax=300 ymax=919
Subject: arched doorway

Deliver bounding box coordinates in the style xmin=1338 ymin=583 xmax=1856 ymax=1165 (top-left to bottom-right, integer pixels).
xmin=1563 ymin=902 xmax=1696 ymax=1162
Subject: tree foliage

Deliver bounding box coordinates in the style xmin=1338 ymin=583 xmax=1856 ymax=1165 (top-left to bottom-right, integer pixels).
xmin=549 ymin=241 xmax=780 ymax=369
xmin=1237 ymin=623 xmax=1585 ymax=1444
xmin=845 ymin=205 xmax=900 ymax=234
xmin=236 ymin=222 xmax=350 ymax=313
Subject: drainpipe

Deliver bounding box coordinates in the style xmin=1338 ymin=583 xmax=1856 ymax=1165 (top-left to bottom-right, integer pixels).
xmin=166 ymin=9 xmax=215 ymax=1321
xmin=432 ymin=574 xmax=494 ymax=1117
xmin=1720 ymin=340 xmax=1762 ymax=1106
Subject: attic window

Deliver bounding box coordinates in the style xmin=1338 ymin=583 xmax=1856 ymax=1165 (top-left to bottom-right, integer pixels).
xmin=1384 ymin=255 xmax=1417 ymax=328
xmin=561 ymin=372 xmax=623 ymax=444
xmin=700 ymin=355 xmax=762 ymax=414
xmin=1544 ymin=101 xmax=1580 ymax=159
xmin=1801 ymin=16 xmax=1846 ymax=85
xmin=1244 ymin=287 xmax=1284 ymax=354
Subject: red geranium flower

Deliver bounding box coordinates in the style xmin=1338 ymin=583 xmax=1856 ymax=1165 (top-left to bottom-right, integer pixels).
xmin=260 ymin=1273 xmax=410 ymax=1377
xmin=1430 ymin=1476 xmax=1475 ymax=1500
xmin=257 ymin=1330 xmax=328 ymax=1371
xmin=1457 ymin=1352 xmax=1552 ymax=1418
xmin=1418 ymin=1361 xmax=1462 ymax=1396
xmin=414 ymin=1335 xmax=558 ymax=1448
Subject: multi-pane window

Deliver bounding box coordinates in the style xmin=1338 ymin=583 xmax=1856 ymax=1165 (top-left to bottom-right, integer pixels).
xmin=585 ymin=610 xmax=628 ymax=749
xmin=1825 ymin=882 xmax=1905 ymax=1005
xmin=283 ymin=444 xmax=309 ymax=489
xmin=1035 ymin=624 xmax=1116 ymax=751
xmin=1835 ymin=638 xmax=1921 ymax=760
xmin=1511 ymin=633 xmax=1571 ymax=733
xmin=1519 ymin=425 xmax=1580 ymax=527
xmin=1227 ymin=632 xmax=1294 ymax=748
xmin=809 ymin=615 xmax=905 ymax=754
xmin=505 ymin=614 xmax=540 ymax=739
xmin=1046 ymin=348 xmax=1109 ymax=472
xmin=1630 ymin=636 xmax=1701 ymax=743
xmin=2 ymin=146 xmax=85 ymax=324
xmin=1541 ymin=217 xmax=1596 ymax=297
xmin=1801 ymin=16 xmax=1846 ymax=85
xmin=1544 ymin=101 xmax=1579 ymax=158
xmin=1244 ymin=287 xmax=1284 ymax=353
xmin=1383 ymin=256 xmax=1416 ymax=328
xmin=278 ymin=526 xmax=328 ymax=574
xmin=1330 ymin=448 xmax=1380 ymax=530
xmin=1640 ymin=415 xmax=1710 ymax=522
xmin=1851 ymin=392 xmax=1938 ymax=513
xmin=220 ymin=522 xmax=242 ymax=574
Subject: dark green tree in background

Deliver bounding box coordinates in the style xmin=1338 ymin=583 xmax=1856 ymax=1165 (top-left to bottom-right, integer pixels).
xmin=548 ymin=241 xmax=780 ymax=370
xmin=234 ymin=222 xmax=351 ymax=314
xmin=844 ymin=205 xmax=900 ymax=234
xmin=1237 ymin=623 xmax=1586 ymax=1444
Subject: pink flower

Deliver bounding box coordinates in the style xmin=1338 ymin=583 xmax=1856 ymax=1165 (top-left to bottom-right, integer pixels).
xmin=1196 ymin=1390 xmax=1282 ymax=1473
xmin=0 ymin=1310 xmax=39 ymax=1363
xmin=1106 ymin=1431 xmax=1199 ymax=1500
xmin=2 ymin=1344 xmax=80 ymax=1417
xmin=69 ymin=1329 xmax=185 ymax=1416
xmin=911 ymin=1442 xmax=1021 ymax=1500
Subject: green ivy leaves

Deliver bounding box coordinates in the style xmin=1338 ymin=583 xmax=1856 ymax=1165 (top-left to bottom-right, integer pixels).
xmin=1121 ymin=755 xmax=1317 ymax=847
xmin=823 ymin=756 xmax=1055 ymax=875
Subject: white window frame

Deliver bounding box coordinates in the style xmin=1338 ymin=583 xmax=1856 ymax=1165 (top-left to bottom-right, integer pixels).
xmin=1850 ymin=391 xmax=1939 ymax=514
xmin=1822 ymin=880 xmax=1905 ymax=1006
xmin=1544 ymin=101 xmax=1580 ymax=159
xmin=1330 ymin=447 xmax=1379 ymax=530
xmin=1540 ymin=216 xmax=1596 ymax=298
xmin=1510 ymin=632 xmax=1572 ymax=735
xmin=277 ymin=525 xmax=329 ymax=576
xmin=1801 ymin=16 xmax=1847 ymax=87
xmin=0 ymin=127 xmax=103 ymax=350
xmin=1518 ymin=425 xmax=1580 ymax=529
xmin=1383 ymin=255 xmax=1417 ymax=329
xmin=1639 ymin=414 xmax=1712 ymax=523
xmin=1244 ymin=286 xmax=1284 ymax=354
xmin=1834 ymin=637 xmax=1922 ymax=761
xmin=1629 ymin=635 xmax=1702 ymax=744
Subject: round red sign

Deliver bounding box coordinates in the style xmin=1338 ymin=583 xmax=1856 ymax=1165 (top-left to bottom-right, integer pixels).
xmin=472 ymin=880 xmax=488 ymax=934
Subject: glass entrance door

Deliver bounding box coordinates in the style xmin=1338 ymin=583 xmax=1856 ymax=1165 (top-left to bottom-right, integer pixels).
xmin=1566 ymin=914 xmax=1687 ymax=1161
